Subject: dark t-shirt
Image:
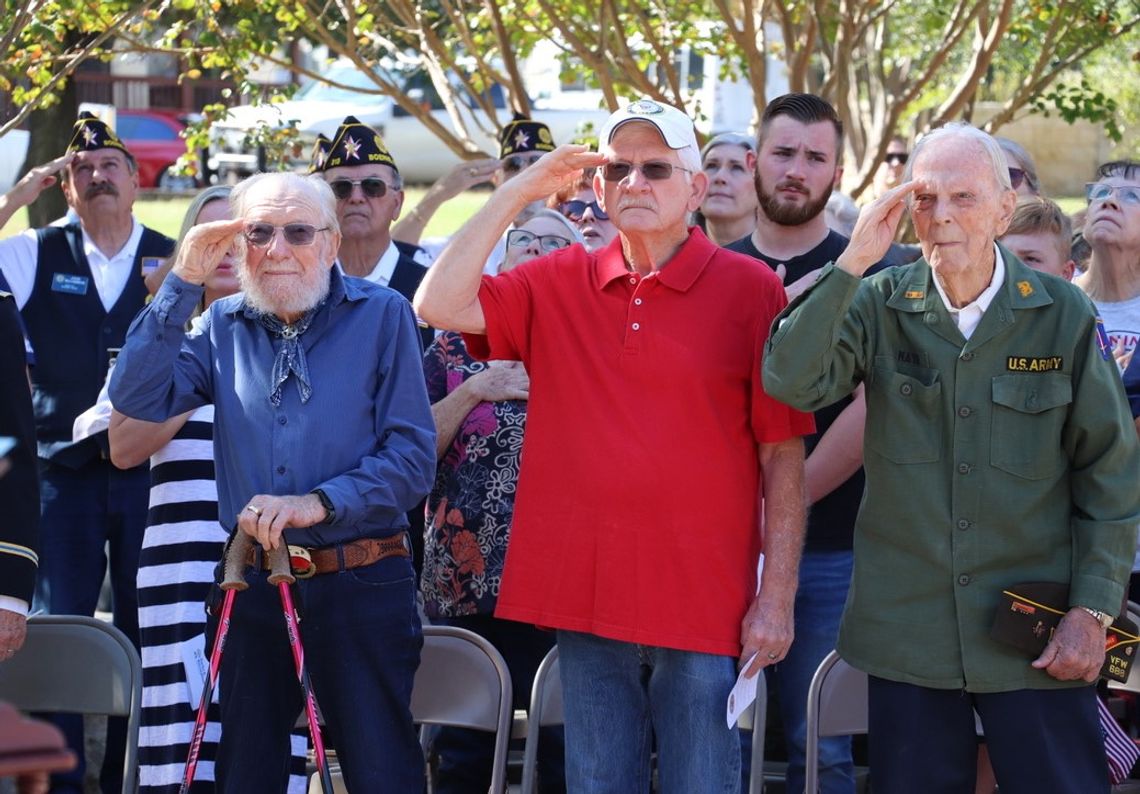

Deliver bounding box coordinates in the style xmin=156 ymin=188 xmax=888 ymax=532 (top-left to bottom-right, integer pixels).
xmin=726 ymin=229 xmax=888 ymax=552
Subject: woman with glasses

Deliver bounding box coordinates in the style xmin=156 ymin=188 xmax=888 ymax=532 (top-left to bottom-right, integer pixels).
xmin=697 ymin=132 xmax=759 ymax=246
xmin=548 ymin=167 xmax=618 ymax=252
xmin=421 ymin=209 xmax=581 ymax=794
xmin=996 ymin=137 xmax=1041 ymax=197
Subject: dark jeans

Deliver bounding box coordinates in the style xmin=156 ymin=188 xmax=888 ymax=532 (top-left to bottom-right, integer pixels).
xmin=868 ymin=676 xmax=1106 ymax=794
xmin=208 ymin=553 xmax=424 ymax=794
xmin=33 ymin=458 xmax=149 ymax=794
xmin=432 ymin=614 xmax=565 ymax=794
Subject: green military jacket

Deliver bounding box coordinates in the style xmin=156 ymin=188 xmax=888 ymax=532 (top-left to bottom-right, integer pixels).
xmin=763 ymin=248 xmax=1140 ymax=692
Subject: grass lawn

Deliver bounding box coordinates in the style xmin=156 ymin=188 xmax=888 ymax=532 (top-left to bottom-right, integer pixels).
xmin=0 ymin=186 xmax=491 ymax=242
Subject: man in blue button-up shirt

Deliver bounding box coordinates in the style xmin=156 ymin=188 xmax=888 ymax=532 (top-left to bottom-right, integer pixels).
xmin=110 ymin=171 xmax=435 ymax=793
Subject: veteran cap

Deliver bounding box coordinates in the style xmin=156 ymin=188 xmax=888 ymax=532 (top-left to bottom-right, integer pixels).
xmin=307 ymin=133 xmax=332 ymax=174
xmin=598 ymin=99 xmax=698 ymax=152
xmin=322 ymin=116 xmax=398 ymax=173
xmin=499 ymin=113 xmax=556 ymax=159
xmin=66 ymin=111 xmax=132 ymax=158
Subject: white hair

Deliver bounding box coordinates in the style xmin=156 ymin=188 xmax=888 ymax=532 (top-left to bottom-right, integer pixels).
xmin=230 ymin=172 xmax=341 ymax=236
xmin=523 ymin=208 xmax=586 ymax=245
xmin=906 ymin=122 xmax=1012 ymax=192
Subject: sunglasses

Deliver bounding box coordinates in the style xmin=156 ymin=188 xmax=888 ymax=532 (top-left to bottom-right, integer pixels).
xmin=560 ymin=199 xmax=609 ymax=222
xmin=502 ymin=153 xmax=545 ymax=174
xmin=1086 ymin=182 xmax=1140 ymax=206
xmin=1008 ymin=168 xmax=1028 ymax=191
xmin=328 ymin=177 xmax=393 ymax=200
xmin=885 ymin=152 xmax=909 ymax=166
xmin=243 ymin=223 xmax=329 ymax=247
xmin=506 ymin=229 xmax=572 ymax=252
xmin=601 ymin=160 xmax=691 ymax=182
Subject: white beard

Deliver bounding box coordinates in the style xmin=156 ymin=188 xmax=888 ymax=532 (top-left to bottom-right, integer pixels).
xmin=238 ymin=261 xmax=331 ymax=320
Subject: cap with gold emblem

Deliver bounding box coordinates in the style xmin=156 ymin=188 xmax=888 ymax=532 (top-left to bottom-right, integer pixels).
xmin=498 ymin=113 xmax=556 ymax=160
xmin=66 ymin=111 xmax=132 ymax=158
xmin=307 ymin=133 xmax=332 ymax=174
xmin=321 ymin=116 xmax=398 ymax=173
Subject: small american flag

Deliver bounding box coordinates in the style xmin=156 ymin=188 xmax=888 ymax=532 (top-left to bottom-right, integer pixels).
xmin=1099 ymin=695 xmax=1140 ymax=784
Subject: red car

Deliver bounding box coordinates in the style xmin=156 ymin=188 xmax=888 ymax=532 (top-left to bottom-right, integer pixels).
xmin=117 ymin=109 xmax=197 ymax=190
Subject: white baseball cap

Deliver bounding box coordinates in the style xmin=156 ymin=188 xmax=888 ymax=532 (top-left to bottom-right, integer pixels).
xmin=599 ymin=99 xmax=698 ymax=152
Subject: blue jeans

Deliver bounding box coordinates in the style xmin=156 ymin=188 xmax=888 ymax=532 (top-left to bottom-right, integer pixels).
xmin=34 ymin=458 xmax=149 ymax=794
xmin=557 ymin=630 xmax=740 ymax=794
xmin=741 ymin=550 xmax=854 ymax=794
xmin=208 ymin=551 xmax=424 ymax=794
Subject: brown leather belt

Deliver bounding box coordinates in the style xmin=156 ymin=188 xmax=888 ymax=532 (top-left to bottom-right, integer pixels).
xmin=246 ymin=533 xmax=411 ymax=579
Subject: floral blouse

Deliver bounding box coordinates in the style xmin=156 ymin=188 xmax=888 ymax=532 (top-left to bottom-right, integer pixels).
xmin=421 ymin=331 xmax=527 ymax=618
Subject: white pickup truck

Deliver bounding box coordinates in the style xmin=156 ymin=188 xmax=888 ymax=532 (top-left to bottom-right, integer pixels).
xmin=208 ymin=64 xmax=609 ymax=184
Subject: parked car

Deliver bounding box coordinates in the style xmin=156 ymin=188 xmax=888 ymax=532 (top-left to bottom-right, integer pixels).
xmin=117 ymin=109 xmax=197 ymax=190
xmin=208 ymin=64 xmax=609 ymax=184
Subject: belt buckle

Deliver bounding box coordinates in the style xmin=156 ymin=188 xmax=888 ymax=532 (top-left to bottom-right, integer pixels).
xmin=288 ymin=545 xmax=317 ymax=579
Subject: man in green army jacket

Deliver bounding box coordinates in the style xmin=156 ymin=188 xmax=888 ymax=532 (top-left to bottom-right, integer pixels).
xmin=763 ymin=122 xmax=1140 ymax=794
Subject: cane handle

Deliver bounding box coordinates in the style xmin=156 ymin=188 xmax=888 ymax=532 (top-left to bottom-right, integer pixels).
xmin=267 ymin=543 xmax=296 ymax=586
xmin=221 ymin=531 xmax=254 ymax=592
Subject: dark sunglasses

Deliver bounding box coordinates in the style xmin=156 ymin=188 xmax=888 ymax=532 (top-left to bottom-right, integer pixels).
xmin=243 ymin=223 xmax=329 ymax=248
xmin=601 ymin=160 xmax=691 ymax=182
xmin=506 ymin=229 xmax=572 ymax=252
xmin=560 ymin=199 xmax=609 ymax=222
xmin=1007 ymin=168 xmax=1027 ymax=191
xmin=328 ymin=177 xmax=392 ymax=200
xmin=502 ymin=153 xmax=545 ymax=174
xmin=885 ymin=152 xmax=909 ymax=166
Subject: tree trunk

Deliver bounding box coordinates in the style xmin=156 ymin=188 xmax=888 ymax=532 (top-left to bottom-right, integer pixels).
xmin=22 ymin=76 xmax=76 ymax=228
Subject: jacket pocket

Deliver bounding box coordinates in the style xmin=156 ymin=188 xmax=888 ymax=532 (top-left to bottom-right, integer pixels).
xmin=866 ymin=361 xmax=943 ymax=464
xmin=990 ymin=373 xmax=1072 ymax=480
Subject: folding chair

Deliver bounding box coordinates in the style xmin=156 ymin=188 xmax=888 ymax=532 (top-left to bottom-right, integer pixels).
xmin=309 ymin=625 xmax=513 ymax=793
xmin=804 ymin=650 xmax=868 ymax=794
xmin=0 ymin=615 xmax=142 ymax=794
xmin=519 ymin=645 xmax=768 ymax=794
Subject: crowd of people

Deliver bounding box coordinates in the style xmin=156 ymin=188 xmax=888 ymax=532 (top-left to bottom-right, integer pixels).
xmin=0 ymin=89 xmax=1139 ymax=794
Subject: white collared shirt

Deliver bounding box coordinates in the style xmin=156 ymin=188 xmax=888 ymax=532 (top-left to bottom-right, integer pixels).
xmin=0 ymin=217 xmax=142 ymax=312
xmin=360 ymin=241 xmax=401 ymax=287
xmin=931 ymin=243 xmax=1005 ymax=341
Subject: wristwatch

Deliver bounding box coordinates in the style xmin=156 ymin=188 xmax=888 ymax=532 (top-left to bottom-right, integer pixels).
xmin=311 ymin=488 xmax=336 ymax=524
xmin=1077 ymin=606 xmax=1114 ymax=630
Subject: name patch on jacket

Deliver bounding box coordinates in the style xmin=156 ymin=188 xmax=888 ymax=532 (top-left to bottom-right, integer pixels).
xmin=51 ymin=273 xmax=89 ymax=295
xmin=1006 ymin=356 xmax=1063 ymax=372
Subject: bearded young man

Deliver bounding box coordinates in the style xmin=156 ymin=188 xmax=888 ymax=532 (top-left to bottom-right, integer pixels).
xmin=110 ymin=171 xmax=435 ymax=793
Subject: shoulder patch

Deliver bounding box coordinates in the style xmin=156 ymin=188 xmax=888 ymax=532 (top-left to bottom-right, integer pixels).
xmin=1096 ymin=317 xmax=1112 ymax=361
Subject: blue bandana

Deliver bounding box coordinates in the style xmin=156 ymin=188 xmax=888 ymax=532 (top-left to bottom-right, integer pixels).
xmin=255 ymin=304 xmax=323 ymax=406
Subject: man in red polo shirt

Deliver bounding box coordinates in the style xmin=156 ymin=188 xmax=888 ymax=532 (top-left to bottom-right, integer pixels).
xmin=415 ymin=99 xmax=813 ymax=793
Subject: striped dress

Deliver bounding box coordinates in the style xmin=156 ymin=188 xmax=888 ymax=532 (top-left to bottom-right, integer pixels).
xmin=136 ymin=405 xmax=308 ymax=792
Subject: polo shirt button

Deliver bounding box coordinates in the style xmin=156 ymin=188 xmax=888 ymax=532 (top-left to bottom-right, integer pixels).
xmin=631 ymin=322 xmax=640 ymax=331
xmin=958 ymin=406 xmax=971 ymax=418
xmin=957 ymin=519 xmax=970 ymax=530
xmin=958 ymin=574 xmax=971 ymax=586
xmin=957 ymin=462 xmax=971 ymax=474
xmin=899 ymin=383 xmax=913 ymax=396
xmin=629 ymin=277 xmax=637 ymax=284
xmin=634 ymin=298 xmax=643 ymax=305
xmin=277 ymin=465 xmax=286 ymax=474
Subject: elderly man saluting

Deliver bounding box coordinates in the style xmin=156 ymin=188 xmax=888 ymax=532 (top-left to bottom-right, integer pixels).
xmin=763 ymin=122 xmax=1140 ymax=794
xmin=109 ymin=172 xmax=435 ymax=792
xmin=416 ymin=99 xmax=813 ymax=793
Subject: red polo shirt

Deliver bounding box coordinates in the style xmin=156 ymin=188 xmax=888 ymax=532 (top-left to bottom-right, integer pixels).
xmin=465 ymin=228 xmax=813 ymax=656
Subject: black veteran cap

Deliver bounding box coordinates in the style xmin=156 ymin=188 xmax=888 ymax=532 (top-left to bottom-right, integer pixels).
xmin=307 ymin=133 xmax=332 ymax=174
xmin=66 ymin=111 xmax=131 ymax=157
xmin=499 ymin=113 xmax=556 ymax=159
xmin=322 ymin=116 xmax=398 ymax=173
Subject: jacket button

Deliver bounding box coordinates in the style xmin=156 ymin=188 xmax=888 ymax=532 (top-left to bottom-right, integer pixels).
xmin=276 ymin=466 xmax=286 ymax=474
xmin=900 ymin=383 xmax=913 ymax=396
xmin=961 ymin=351 xmax=974 ymax=361
xmin=957 ymin=463 xmax=971 ymax=474
xmin=958 ymin=406 xmax=971 ymax=418
xmin=958 ymin=574 xmax=971 ymax=586
xmin=957 ymin=519 xmax=971 ymax=530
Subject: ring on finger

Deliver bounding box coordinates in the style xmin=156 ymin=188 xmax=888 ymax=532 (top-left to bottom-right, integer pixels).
xmin=245 ymin=504 xmax=263 ymax=517
xmin=767 ymin=651 xmax=779 ymax=660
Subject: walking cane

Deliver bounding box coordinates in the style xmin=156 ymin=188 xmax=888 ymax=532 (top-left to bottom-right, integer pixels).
xmin=180 ymin=530 xmax=254 ymax=794
xmin=267 ymin=544 xmax=336 ymax=794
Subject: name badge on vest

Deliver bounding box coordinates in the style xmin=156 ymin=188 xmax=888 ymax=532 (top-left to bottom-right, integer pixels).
xmin=141 ymin=256 xmax=165 ymax=277
xmin=51 ymin=273 xmax=89 ymax=295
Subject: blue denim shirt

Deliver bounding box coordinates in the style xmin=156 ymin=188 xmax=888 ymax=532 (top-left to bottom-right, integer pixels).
xmin=109 ymin=267 xmax=436 ymax=546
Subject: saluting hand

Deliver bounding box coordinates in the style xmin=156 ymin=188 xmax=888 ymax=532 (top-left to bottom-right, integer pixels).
xmin=836 ymin=180 xmax=918 ymax=277
xmin=504 ymin=144 xmax=607 ymax=206
xmin=172 ymin=218 xmax=245 ymax=286
xmin=6 ymin=153 xmax=73 ymax=208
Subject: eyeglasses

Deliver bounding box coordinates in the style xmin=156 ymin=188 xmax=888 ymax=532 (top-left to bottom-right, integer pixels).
xmin=560 ymin=199 xmax=609 ymax=222
xmin=601 ymin=160 xmax=692 ymax=182
xmin=328 ymin=178 xmax=394 ymax=200
xmin=506 ymin=229 xmax=572 ymax=252
xmin=243 ymin=223 xmax=329 ymax=247
xmin=1008 ymin=168 xmax=1028 ymax=191
xmin=502 ymin=153 xmax=545 ymax=174
xmin=885 ymin=152 xmax=909 ymax=166
xmin=1086 ymin=182 xmax=1140 ymax=206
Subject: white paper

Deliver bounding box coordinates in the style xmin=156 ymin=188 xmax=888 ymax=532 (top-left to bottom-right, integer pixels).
xmin=726 ymin=652 xmax=760 ymax=728
xmin=181 ymin=633 xmax=217 ymax=707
